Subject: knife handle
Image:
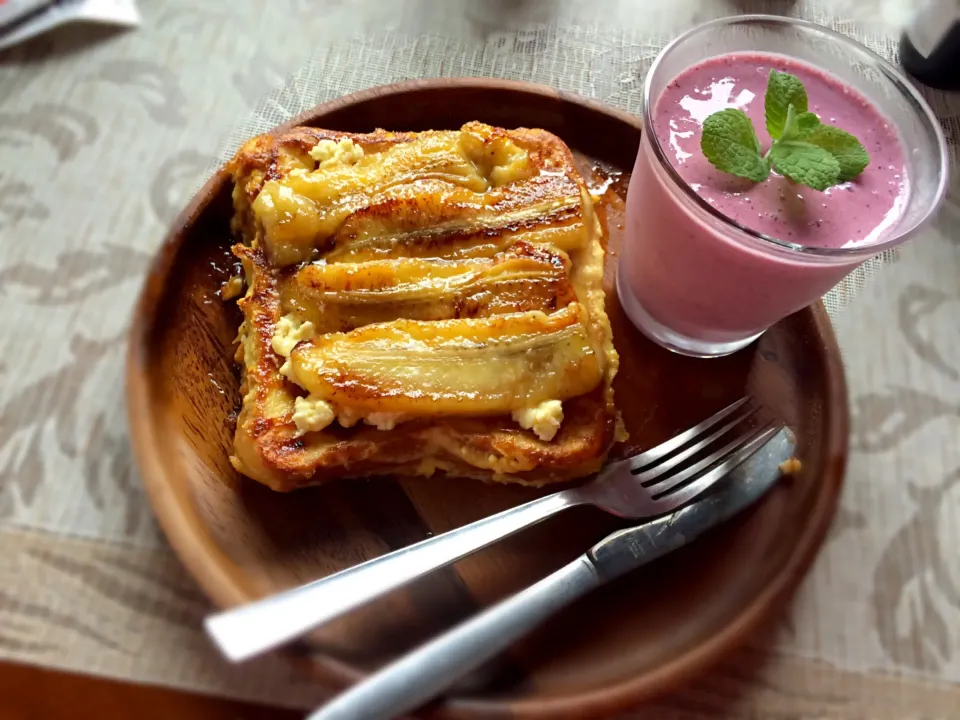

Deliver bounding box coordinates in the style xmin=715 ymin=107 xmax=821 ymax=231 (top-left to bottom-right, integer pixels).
xmin=308 ymin=556 xmax=601 ymax=720
xmin=205 ymin=490 xmax=578 ymax=663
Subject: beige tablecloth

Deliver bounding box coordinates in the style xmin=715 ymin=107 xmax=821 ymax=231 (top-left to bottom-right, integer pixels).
xmin=0 ymin=0 xmax=958 ymax=716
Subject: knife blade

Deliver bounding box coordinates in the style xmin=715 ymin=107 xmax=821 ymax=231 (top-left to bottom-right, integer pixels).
xmin=309 ymin=428 xmax=795 ymax=720
xmin=589 ymin=426 xmax=796 ymax=581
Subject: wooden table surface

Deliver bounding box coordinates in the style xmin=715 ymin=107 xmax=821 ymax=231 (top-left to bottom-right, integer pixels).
xmin=0 ymin=662 xmax=298 ymax=720
xmin=4 ymin=649 xmax=960 ymax=720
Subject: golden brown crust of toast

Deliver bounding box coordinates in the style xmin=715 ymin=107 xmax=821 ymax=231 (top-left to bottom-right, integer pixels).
xmin=226 ymin=122 xmax=618 ymax=491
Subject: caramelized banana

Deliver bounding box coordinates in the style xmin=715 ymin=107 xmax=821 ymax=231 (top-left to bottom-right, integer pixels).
xmin=251 ymin=132 xmax=491 ymax=265
xmin=282 ymin=244 xmax=576 ymax=331
xmin=324 ymin=196 xmax=586 ymax=262
xmin=247 ymin=125 xmax=589 ymax=266
xmin=289 ymin=303 xmax=602 ymax=415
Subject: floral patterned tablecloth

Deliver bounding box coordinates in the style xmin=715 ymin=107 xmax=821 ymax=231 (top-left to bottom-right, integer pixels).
xmin=0 ymin=0 xmax=958 ymax=716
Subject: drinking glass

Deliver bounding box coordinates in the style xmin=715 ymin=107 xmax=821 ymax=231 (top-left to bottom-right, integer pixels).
xmin=617 ymin=15 xmax=949 ymax=357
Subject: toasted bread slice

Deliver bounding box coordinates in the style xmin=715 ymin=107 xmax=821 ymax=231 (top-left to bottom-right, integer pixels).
xmin=225 ymin=122 xmax=619 ymax=491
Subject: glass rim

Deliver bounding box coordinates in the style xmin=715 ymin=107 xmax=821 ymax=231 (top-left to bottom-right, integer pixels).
xmin=642 ymin=14 xmax=950 ymax=260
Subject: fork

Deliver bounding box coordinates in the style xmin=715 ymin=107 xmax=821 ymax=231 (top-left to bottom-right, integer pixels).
xmin=206 ymin=397 xmax=775 ymax=663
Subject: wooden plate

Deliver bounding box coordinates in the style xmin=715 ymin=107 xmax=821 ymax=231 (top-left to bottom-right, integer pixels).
xmin=126 ymin=79 xmax=848 ymax=719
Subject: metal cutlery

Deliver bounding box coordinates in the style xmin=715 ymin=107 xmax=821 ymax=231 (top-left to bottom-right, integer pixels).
xmin=308 ymin=427 xmax=794 ymax=720
xmin=207 ymin=397 xmax=778 ymax=663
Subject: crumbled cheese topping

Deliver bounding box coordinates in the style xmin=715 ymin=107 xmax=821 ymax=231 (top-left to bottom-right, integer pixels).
xmin=364 ymin=412 xmax=409 ymax=431
xmin=489 ymin=149 xmax=532 ymax=186
xmin=335 ymin=406 xmax=362 ymax=429
xmin=512 ymin=400 xmax=564 ymax=442
xmin=290 ymin=398 xmax=410 ymax=436
xmin=309 ymin=138 xmax=364 ymax=167
xmin=292 ymin=396 xmax=335 ymax=437
xmin=271 ymin=314 xmax=315 ymax=358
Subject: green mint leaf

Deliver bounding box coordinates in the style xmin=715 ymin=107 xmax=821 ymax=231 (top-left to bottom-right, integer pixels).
xmin=803 ymin=124 xmax=870 ymax=181
xmin=769 ymin=140 xmax=840 ymax=191
xmin=781 ymin=107 xmax=820 ymax=141
xmin=795 ymin=111 xmax=820 ymax=137
xmin=765 ymin=70 xmax=808 ymax=139
xmin=781 ymin=103 xmax=799 ymax=139
xmin=700 ymin=108 xmax=770 ymax=182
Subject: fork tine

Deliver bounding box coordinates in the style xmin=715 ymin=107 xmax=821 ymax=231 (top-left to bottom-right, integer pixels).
xmin=634 ymin=405 xmax=759 ymax=485
xmin=649 ymin=420 xmax=777 ymax=499
xmin=628 ymin=397 xmax=751 ymax=473
xmin=651 ymin=423 xmax=782 ymax=509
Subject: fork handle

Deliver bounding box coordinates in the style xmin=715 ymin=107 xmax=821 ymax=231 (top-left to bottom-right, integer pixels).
xmin=205 ymin=489 xmax=579 ymax=662
xmin=308 ymin=556 xmax=601 ymax=720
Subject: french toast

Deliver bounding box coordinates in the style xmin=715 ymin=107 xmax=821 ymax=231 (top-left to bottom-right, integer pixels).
xmin=225 ymin=121 xmax=620 ymax=491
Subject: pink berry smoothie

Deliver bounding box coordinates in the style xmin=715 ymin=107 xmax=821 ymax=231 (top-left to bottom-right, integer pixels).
xmin=619 ymin=52 xmax=908 ymax=354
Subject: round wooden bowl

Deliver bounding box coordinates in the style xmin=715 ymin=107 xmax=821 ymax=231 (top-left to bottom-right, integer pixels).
xmin=126 ymin=79 xmax=848 ymax=719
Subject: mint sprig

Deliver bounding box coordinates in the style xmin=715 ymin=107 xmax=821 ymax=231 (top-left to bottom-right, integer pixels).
xmin=700 ymin=69 xmax=870 ymax=191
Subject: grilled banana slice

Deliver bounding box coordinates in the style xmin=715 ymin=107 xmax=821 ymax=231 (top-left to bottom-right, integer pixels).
xmin=322 ymin=178 xmax=588 ymax=263
xmin=247 ymin=123 xmax=589 ymax=266
xmin=281 ymin=243 xmax=575 ymax=332
xmin=288 ymin=303 xmax=602 ymax=415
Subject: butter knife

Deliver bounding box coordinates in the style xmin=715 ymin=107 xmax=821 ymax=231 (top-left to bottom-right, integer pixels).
xmin=309 ymin=428 xmax=795 ymax=720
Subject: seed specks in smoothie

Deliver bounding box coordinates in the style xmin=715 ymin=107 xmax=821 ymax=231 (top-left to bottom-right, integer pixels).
xmin=654 ymin=52 xmax=908 ymax=248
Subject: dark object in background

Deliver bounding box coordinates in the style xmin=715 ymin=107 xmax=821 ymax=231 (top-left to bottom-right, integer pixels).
xmin=899 ymin=0 xmax=960 ymax=90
